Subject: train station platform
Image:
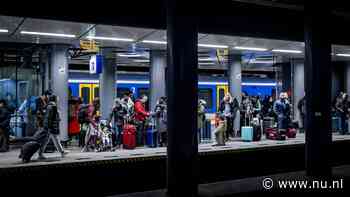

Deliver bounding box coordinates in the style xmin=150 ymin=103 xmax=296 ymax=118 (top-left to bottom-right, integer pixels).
xmin=0 ymin=133 xmax=349 ymax=169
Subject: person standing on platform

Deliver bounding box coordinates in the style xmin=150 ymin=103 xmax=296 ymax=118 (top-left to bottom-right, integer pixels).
xmin=273 ymin=92 xmax=290 ymax=133
xmin=122 ymin=91 xmax=134 ymax=117
xmin=39 ymin=95 xmax=68 ymax=159
xmin=341 ymin=93 xmax=350 ymax=134
xmin=197 ymin=99 xmax=206 ymax=143
xmin=108 ymin=98 xmax=128 ymax=148
xmin=0 ymin=99 xmax=11 ymax=152
xmin=134 ymin=95 xmax=150 ymax=146
xmin=81 ymin=99 xmax=100 ymax=152
xmin=154 ymin=97 xmax=167 ymax=147
xmin=219 ymin=93 xmax=236 ymax=141
xmin=297 ymin=93 xmax=306 ymax=133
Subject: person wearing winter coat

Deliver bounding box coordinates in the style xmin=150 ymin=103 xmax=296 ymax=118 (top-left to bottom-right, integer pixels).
xmin=0 ymin=99 xmax=11 ymax=152
xmin=108 ymin=98 xmax=128 ymax=147
xmin=38 ymin=95 xmax=68 ymax=159
xmin=198 ymin=99 xmax=206 ymax=143
xmin=154 ymin=97 xmax=167 ymax=147
xmin=134 ymin=95 xmax=150 ymax=146
xmin=273 ymin=92 xmax=291 ymax=132
xmin=219 ymin=93 xmax=239 ymax=140
xmin=297 ymin=94 xmax=306 ymax=133
xmin=213 ymin=114 xmax=227 ymax=146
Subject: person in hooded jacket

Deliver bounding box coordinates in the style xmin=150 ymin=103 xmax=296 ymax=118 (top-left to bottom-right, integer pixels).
xmin=108 ymin=98 xmax=128 ymax=148
xmin=153 ymin=97 xmax=167 ymax=147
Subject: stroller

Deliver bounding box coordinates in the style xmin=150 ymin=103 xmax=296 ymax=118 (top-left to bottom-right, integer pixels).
xmin=82 ymin=120 xmax=113 ymax=152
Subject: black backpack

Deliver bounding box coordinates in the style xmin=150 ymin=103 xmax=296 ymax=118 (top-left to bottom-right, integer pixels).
xmin=78 ymin=105 xmax=89 ymax=124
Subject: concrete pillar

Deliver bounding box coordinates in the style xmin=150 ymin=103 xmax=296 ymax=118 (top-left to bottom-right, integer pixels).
xmin=166 ymin=0 xmax=198 ymax=196
xmin=304 ymin=3 xmax=332 ymax=176
xmin=150 ymin=50 xmax=166 ymax=111
xmin=50 ymin=44 xmax=70 ymax=141
xmin=292 ymin=59 xmax=304 ymax=125
xmin=228 ymin=54 xmax=242 ymax=134
xmin=100 ymin=47 xmax=116 ymax=120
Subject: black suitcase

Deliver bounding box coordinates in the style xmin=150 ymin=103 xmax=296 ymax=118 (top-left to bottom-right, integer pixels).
xmin=253 ymin=124 xmax=262 ymax=141
xmin=20 ymin=141 xmax=41 ymax=163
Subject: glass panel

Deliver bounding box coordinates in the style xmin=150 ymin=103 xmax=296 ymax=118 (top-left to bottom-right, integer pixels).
xmin=94 ymin=87 xmax=99 ymax=99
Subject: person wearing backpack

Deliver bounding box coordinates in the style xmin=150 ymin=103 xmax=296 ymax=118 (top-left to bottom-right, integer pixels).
xmin=153 ymin=97 xmax=167 ymax=147
xmin=108 ymin=98 xmax=128 ymax=148
xmin=81 ymin=99 xmax=100 ymax=152
xmin=0 ymin=99 xmax=11 ymax=152
xmin=38 ymin=95 xmax=68 ymax=159
xmin=78 ymin=103 xmax=90 ymax=147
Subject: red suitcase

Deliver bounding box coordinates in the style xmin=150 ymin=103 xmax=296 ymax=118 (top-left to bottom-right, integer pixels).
xmin=123 ymin=124 xmax=136 ymax=149
xmin=286 ymin=128 xmax=297 ymax=138
xmin=265 ymin=128 xmax=286 ymax=140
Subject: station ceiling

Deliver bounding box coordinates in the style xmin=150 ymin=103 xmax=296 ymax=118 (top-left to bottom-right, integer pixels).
xmin=0 ymin=15 xmax=350 ymax=71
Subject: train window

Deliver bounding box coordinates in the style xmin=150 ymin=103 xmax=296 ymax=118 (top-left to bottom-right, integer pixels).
xmin=68 ymin=86 xmax=72 ymax=98
xmin=94 ymin=87 xmax=99 ymax=99
xmin=81 ymin=87 xmax=90 ymax=104
xmin=198 ymin=88 xmax=213 ymax=110
xmin=117 ymin=88 xmax=130 ymax=98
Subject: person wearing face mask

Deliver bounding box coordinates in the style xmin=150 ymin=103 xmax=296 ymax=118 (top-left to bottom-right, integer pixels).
xmin=134 ymin=95 xmax=150 ymax=146
xmin=273 ymin=92 xmax=291 ymax=134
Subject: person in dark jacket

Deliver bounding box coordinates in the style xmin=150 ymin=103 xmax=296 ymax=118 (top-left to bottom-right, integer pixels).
xmin=273 ymin=92 xmax=291 ymax=132
xmin=154 ymin=97 xmax=167 ymax=147
xmin=38 ymin=95 xmax=68 ymax=159
xmin=0 ymin=99 xmax=11 ymax=152
xmin=219 ymin=93 xmax=239 ymax=140
xmin=297 ymin=94 xmax=306 ymax=133
xmin=108 ymin=98 xmax=128 ymax=148
xmin=341 ymin=93 xmax=350 ymax=134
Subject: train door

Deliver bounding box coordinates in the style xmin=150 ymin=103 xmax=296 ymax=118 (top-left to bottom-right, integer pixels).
xmin=92 ymin=84 xmax=99 ymax=101
xmin=79 ymin=84 xmax=100 ymax=104
xmin=216 ymin=85 xmax=228 ymax=110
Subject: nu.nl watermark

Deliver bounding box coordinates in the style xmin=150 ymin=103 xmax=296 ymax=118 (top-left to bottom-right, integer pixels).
xmin=262 ymin=177 xmax=344 ymax=190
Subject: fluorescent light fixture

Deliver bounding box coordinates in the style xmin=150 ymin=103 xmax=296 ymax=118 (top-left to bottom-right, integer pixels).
xmin=133 ymin=59 xmax=150 ymax=63
xmin=20 ymin=31 xmax=76 ymax=38
xmin=0 ymin=29 xmax=9 ymax=33
xmin=336 ymin=53 xmax=350 ymax=57
xmin=199 ymin=62 xmax=215 ymax=65
xmin=118 ymin=53 xmax=142 ymax=57
xmin=142 ymin=40 xmax=167 ymax=45
xmin=234 ymin=46 xmax=267 ymax=51
xmin=198 ymin=57 xmax=216 ymax=61
xmin=272 ymin=49 xmax=302 ymax=54
xmin=242 ymin=82 xmax=276 ymax=86
xmin=198 ymin=44 xmax=229 ymax=49
xmin=86 ymin=36 xmax=134 ymax=42
xmin=249 ymin=60 xmax=274 ymax=64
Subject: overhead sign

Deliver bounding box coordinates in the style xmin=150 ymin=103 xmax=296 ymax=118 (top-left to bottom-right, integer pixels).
xmin=89 ymin=55 xmax=103 ymax=74
xmin=80 ymin=39 xmax=99 ymax=52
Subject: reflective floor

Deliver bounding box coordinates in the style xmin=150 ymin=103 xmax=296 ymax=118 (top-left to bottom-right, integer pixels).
xmin=0 ymin=133 xmax=349 ymax=168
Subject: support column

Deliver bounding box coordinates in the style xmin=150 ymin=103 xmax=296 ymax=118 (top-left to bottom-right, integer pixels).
xmin=228 ymin=54 xmax=242 ymax=134
xmin=150 ymin=50 xmax=166 ymax=111
xmin=100 ymin=47 xmax=116 ymax=120
xmin=292 ymin=59 xmax=304 ymax=126
xmin=166 ymin=0 xmax=198 ymax=196
xmin=50 ymin=44 xmax=70 ymax=142
xmin=304 ymin=3 xmax=332 ymax=176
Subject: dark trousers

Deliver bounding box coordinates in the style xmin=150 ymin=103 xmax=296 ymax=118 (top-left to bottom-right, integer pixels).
xmin=136 ymin=121 xmax=146 ymax=146
xmin=225 ymin=117 xmax=233 ymax=140
xmin=340 ymin=113 xmax=347 ymax=134
xmin=0 ymin=128 xmax=9 ymax=152
xmin=112 ymin=125 xmax=123 ymax=147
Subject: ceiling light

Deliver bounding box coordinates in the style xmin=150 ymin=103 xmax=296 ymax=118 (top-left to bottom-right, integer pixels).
xmin=133 ymin=59 xmax=150 ymax=63
xmin=142 ymin=40 xmax=167 ymax=45
xmin=336 ymin=53 xmax=350 ymax=57
xmin=198 ymin=57 xmax=216 ymax=61
xmin=20 ymin=31 xmax=76 ymax=38
xmin=86 ymin=36 xmax=134 ymax=42
xmin=118 ymin=53 xmax=142 ymax=57
xmin=199 ymin=62 xmax=215 ymax=65
xmin=0 ymin=29 xmax=9 ymax=33
xmin=272 ymin=49 xmax=302 ymax=54
xmin=198 ymin=44 xmax=229 ymax=49
xmin=245 ymin=60 xmax=274 ymax=64
xmin=234 ymin=46 xmax=268 ymax=51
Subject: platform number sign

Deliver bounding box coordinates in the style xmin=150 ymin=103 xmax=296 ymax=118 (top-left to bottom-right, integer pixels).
xmin=89 ymin=55 xmax=102 ymax=74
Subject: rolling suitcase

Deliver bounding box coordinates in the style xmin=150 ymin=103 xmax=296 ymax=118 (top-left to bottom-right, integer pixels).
xmin=10 ymin=113 xmax=24 ymax=138
xmin=122 ymin=124 xmax=136 ymax=149
xmin=19 ymin=141 xmax=41 ymax=163
xmin=253 ymin=124 xmax=262 ymax=141
xmin=146 ymin=122 xmax=157 ymax=148
xmin=265 ymin=127 xmax=286 ymax=140
xmin=332 ymin=117 xmax=341 ymax=132
xmin=241 ymin=126 xmax=254 ymax=141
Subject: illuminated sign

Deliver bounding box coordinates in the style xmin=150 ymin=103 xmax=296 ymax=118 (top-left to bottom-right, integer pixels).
xmin=89 ymin=55 xmax=102 ymax=74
